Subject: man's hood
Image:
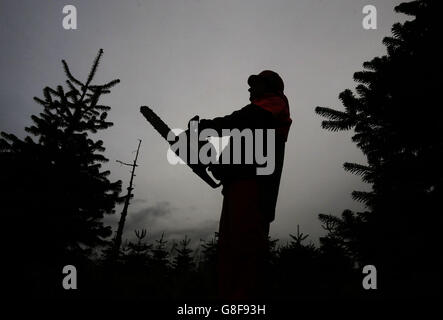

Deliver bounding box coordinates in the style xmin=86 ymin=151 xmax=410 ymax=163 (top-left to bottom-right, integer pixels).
xmin=252 ymin=93 xmax=292 ymax=141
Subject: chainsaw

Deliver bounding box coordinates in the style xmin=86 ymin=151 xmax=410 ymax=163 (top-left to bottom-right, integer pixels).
xmin=140 ymin=106 xmax=221 ymax=189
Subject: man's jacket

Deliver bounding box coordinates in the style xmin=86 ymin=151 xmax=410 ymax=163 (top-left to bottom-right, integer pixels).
xmin=200 ymin=93 xmax=292 ymax=222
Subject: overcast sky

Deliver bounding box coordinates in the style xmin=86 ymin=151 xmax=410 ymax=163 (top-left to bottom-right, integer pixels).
xmin=0 ymin=0 xmax=407 ymax=246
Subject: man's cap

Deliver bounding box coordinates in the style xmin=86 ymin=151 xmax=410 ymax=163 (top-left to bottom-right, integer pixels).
xmin=247 ymin=70 xmax=284 ymax=94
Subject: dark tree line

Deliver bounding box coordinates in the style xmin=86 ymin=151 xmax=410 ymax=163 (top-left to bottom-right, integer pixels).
xmin=1 ymin=0 xmax=440 ymax=300
xmin=76 ymin=227 xmax=359 ymax=300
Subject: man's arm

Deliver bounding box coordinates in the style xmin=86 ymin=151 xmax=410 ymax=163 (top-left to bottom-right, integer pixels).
xmin=199 ymin=104 xmax=272 ymax=135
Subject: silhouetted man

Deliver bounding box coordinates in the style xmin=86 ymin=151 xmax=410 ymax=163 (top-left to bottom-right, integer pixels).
xmin=199 ymin=70 xmax=292 ymax=300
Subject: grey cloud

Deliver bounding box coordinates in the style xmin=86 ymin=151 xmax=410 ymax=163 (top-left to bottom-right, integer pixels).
xmin=125 ymin=201 xmax=172 ymax=232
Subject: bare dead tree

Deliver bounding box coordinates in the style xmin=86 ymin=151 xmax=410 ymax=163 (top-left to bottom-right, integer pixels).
xmin=112 ymin=139 xmax=142 ymax=258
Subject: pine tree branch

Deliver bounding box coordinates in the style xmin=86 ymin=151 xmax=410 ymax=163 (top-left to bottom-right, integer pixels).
xmin=62 ymin=60 xmax=84 ymax=86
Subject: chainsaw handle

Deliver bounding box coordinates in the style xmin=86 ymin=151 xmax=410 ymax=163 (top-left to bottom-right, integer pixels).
xmin=190 ymin=164 xmax=222 ymax=189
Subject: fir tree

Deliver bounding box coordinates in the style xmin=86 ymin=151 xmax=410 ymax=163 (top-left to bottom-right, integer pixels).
xmin=275 ymin=226 xmax=320 ymax=298
xmin=125 ymin=229 xmax=153 ymax=267
xmin=315 ymin=0 xmax=441 ymax=296
xmin=198 ymin=233 xmax=218 ymax=269
xmin=171 ymin=235 xmax=198 ymax=298
xmin=151 ymin=232 xmax=171 ymax=272
xmin=196 ymin=233 xmax=219 ymax=298
xmin=172 ymin=235 xmax=195 ymax=274
xmin=0 ymin=49 xmax=122 ymax=281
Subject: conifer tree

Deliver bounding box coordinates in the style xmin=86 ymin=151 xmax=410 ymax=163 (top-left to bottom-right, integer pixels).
xmin=0 ymin=49 xmax=122 ymax=264
xmin=172 ymin=235 xmax=201 ymax=298
xmin=125 ymin=229 xmax=152 ymax=267
xmin=196 ymin=234 xmax=218 ymax=298
xmin=198 ymin=233 xmax=218 ymax=268
xmin=315 ymin=0 xmax=440 ymax=296
xmin=172 ymin=235 xmax=195 ymax=274
xmin=275 ymin=226 xmax=319 ymax=298
xmin=151 ymin=233 xmax=171 ymax=272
